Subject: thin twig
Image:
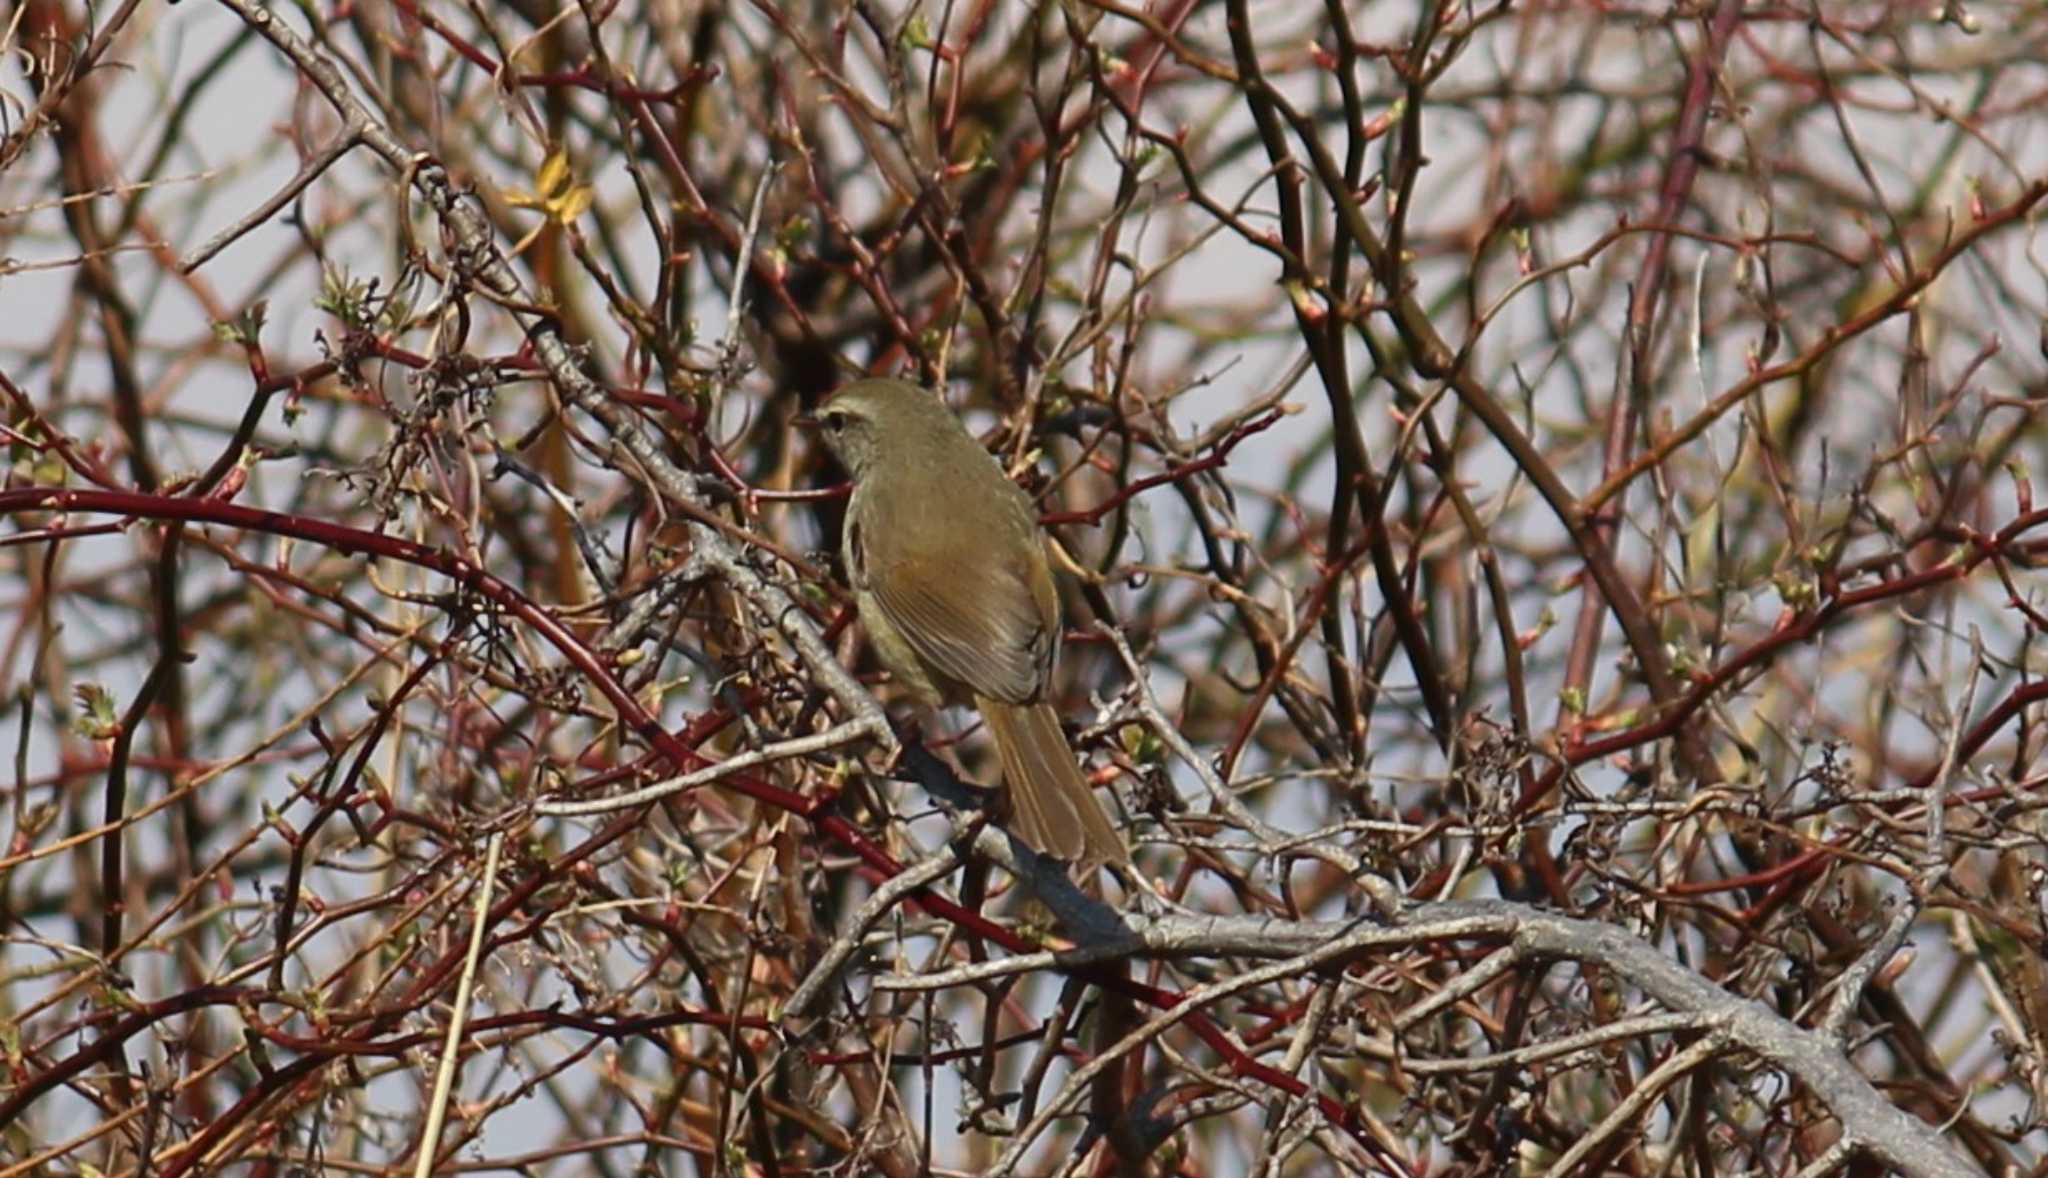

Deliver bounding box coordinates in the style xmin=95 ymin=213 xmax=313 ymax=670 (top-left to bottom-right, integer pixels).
xmin=535 ymin=721 xmax=873 ymax=816
xmin=412 ymin=831 xmax=505 ymax=1178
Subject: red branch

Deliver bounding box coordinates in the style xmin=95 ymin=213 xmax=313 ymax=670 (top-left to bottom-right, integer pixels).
xmin=1039 ymin=408 xmax=1285 ymax=527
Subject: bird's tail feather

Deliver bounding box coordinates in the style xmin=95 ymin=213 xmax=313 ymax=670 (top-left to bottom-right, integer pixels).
xmin=980 ymin=698 xmax=1129 ymax=869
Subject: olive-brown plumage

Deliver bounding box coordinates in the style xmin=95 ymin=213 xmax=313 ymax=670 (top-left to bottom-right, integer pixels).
xmin=809 ymin=378 xmax=1128 ymax=868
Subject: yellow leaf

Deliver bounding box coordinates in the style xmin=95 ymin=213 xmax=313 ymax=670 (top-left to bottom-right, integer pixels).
xmin=550 ymin=182 xmax=594 ymax=225
xmin=536 ymin=148 xmax=571 ymax=199
xmin=509 ymin=148 xmax=594 ymax=226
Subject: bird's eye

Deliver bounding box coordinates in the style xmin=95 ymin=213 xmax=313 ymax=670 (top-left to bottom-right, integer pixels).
xmin=823 ymin=412 xmax=845 ymax=432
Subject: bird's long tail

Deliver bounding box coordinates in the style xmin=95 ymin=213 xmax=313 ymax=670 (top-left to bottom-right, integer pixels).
xmin=979 ymin=698 xmax=1130 ymax=869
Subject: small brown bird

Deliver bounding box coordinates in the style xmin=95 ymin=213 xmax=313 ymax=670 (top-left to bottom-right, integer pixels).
xmin=805 ymin=378 xmax=1129 ymax=868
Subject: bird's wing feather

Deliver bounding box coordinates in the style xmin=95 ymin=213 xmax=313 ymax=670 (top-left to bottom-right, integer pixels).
xmin=868 ymin=548 xmax=1049 ymax=705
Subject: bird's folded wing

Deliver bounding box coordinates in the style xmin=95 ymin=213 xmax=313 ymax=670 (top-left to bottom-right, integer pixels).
xmin=869 ymin=550 xmax=1048 ymax=705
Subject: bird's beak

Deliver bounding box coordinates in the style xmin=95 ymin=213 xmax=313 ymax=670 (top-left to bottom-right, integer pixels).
xmin=792 ymin=411 xmax=820 ymax=431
